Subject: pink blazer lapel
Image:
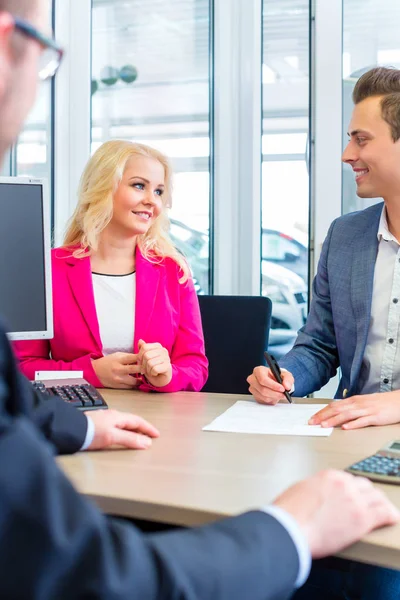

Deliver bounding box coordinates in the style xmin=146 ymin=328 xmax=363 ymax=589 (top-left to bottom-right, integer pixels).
xmin=134 ymin=246 xmax=161 ymax=351
xmin=65 ymin=253 xmax=102 ymax=350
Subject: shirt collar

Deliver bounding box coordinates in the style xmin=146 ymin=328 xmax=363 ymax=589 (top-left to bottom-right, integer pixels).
xmin=377 ymin=206 xmax=399 ymax=243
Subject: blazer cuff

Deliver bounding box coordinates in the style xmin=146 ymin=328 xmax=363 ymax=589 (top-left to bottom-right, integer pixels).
xmin=262 ymin=506 xmax=311 ymax=588
xmin=80 ymin=415 xmax=95 ymax=451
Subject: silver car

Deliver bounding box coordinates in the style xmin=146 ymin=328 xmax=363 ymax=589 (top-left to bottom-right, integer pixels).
xmin=262 ymin=260 xmax=307 ymax=350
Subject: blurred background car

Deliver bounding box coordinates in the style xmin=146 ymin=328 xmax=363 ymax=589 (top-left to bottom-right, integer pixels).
xmin=169 ymin=219 xmax=307 ymax=358
xmin=169 ymin=219 xmax=209 ymax=294
xmin=262 ymin=227 xmax=308 ymax=283
xmin=261 ymin=260 xmax=307 ymax=358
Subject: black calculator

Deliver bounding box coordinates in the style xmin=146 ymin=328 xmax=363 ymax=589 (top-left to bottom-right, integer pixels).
xmin=347 ymin=440 xmax=400 ymax=484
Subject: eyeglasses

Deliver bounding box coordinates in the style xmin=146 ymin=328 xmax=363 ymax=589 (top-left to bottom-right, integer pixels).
xmin=14 ymin=17 xmax=64 ymax=81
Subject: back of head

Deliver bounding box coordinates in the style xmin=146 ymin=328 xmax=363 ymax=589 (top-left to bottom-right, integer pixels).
xmin=353 ymin=66 xmax=400 ymax=141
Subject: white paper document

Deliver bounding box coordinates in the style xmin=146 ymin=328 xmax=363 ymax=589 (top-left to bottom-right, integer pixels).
xmin=203 ymin=401 xmax=333 ymax=437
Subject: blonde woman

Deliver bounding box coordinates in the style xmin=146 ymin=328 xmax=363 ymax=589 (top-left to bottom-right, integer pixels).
xmin=14 ymin=141 xmax=208 ymax=392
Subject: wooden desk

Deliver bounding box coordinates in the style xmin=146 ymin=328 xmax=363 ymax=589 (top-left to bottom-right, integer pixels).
xmin=58 ymin=390 xmax=400 ymax=570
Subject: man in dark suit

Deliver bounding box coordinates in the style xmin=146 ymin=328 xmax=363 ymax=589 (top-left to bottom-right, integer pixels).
xmin=0 ymin=2 xmax=398 ymax=599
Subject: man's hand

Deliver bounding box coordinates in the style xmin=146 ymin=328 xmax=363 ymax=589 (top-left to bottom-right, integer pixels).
xmin=247 ymin=366 xmax=294 ymax=404
xmin=92 ymin=352 xmax=141 ymax=389
xmin=273 ymin=469 xmax=399 ymax=558
xmin=309 ymin=392 xmax=400 ymax=430
xmin=137 ymin=339 xmax=172 ymax=388
xmin=85 ymin=409 xmax=160 ymax=450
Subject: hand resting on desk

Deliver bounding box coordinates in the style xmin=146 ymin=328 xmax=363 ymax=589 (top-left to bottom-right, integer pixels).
xmin=274 ymin=469 xmax=399 ymax=559
xmin=309 ymin=392 xmax=400 ymax=430
xmin=85 ymin=409 xmax=160 ymax=450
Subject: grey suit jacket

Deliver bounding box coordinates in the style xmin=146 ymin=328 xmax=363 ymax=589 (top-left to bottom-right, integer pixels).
xmin=281 ymin=202 xmax=383 ymax=398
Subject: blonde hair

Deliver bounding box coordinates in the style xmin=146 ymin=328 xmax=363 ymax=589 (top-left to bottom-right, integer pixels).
xmin=63 ymin=140 xmax=190 ymax=282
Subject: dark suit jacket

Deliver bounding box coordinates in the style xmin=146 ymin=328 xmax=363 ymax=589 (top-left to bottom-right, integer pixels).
xmin=5 ymin=324 xmax=87 ymax=454
xmin=0 ymin=322 xmax=300 ymax=599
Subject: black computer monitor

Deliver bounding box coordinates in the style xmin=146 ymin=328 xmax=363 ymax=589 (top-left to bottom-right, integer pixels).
xmin=0 ymin=176 xmax=53 ymax=340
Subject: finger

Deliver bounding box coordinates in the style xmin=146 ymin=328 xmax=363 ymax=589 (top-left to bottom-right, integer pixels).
xmin=112 ymin=429 xmax=154 ymax=449
xmin=148 ymin=362 xmax=169 ymax=377
xmin=353 ymin=475 xmax=374 ymax=491
xmin=366 ymin=489 xmax=400 ymax=526
xmin=249 ymin=380 xmax=286 ymax=403
xmin=248 ymin=376 xmax=282 ymax=398
xmin=252 ymin=368 xmax=285 ymax=393
xmin=118 ymin=353 xmax=139 ymax=364
xmin=342 ymin=415 xmax=376 ymax=430
xmin=116 ymin=413 xmax=160 ymax=437
xmin=139 ymin=340 xmax=162 ymax=352
xmin=141 ymin=349 xmax=166 ymax=362
xmin=137 ymin=340 xmax=146 ymax=360
xmin=248 ymin=384 xmax=283 ymax=405
xmin=114 ymin=413 xmax=160 ymax=437
xmin=145 ymin=356 xmax=167 ymax=370
xmin=123 ymin=363 xmax=142 ymax=375
xmin=320 ymin=409 xmax=367 ymax=428
xmin=281 ymin=371 xmax=294 ymax=391
xmin=368 ymin=502 xmax=400 ymax=528
xmin=308 ymin=401 xmax=350 ymax=425
xmin=138 ymin=344 xmax=164 ymax=365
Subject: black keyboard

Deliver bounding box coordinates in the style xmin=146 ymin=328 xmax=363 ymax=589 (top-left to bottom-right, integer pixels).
xmin=32 ymin=380 xmax=108 ymax=411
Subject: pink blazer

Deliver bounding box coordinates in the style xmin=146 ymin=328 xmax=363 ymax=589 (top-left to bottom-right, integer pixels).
xmin=14 ymin=246 xmax=208 ymax=392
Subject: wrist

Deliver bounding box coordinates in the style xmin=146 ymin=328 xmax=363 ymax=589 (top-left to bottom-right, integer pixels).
xmin=147 ymin=367 xmax=173 ymax=388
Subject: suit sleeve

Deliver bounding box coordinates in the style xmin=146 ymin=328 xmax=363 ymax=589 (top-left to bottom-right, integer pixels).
xmin=280 ymin=220 xmax=340 ymax=396
xmin=0 ymin=415 xmax=300 ymax=600
xmin=13 ymin=339 xmax=103 ymax=387
xmin=140 ymin=276 xmax=208 ymax=393
xmin=4 ymin=333 xmax=88 ymax=454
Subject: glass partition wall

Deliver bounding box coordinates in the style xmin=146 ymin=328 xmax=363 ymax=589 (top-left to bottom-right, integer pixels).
xmin=91 ymin=0 xmax=212 ymax=293
xmin=261 ymin=0 xmax=310 ymax=358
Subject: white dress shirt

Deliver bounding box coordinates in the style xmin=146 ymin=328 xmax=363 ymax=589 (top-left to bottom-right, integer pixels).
xmin=81 ymin=415 xmax=95 ymax=450
xmin=359 ymin=207 xmax=400 ymax=394
xmin=80 ymin=271 xmax=136 ymax=451
xmin=92 ymin=272 xmax=136 ymax=355
xmin=263 ymin=506 xmax=311 ymax=587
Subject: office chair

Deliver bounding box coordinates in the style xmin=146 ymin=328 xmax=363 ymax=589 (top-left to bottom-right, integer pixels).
xmin=198 ymin=295 xmax=272 ymax=394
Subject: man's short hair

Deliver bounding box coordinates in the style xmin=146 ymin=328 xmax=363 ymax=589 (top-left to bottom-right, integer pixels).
xmin=353 ymin=66 xmax=400 ymax=142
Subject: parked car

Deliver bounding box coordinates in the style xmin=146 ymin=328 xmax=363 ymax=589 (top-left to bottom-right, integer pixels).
xmin=169 ymin=219 xmax=209 ymax=293
xmin=262 ymin=228 xmax=308 ymax=283
xmin=169 ymin=219 xmax=307 ymax=357
xmin=261 ymin=260 xmax=307 ymax=358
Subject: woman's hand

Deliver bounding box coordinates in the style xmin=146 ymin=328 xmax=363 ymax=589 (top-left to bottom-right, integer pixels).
xmin=92 ymin=352 xmax=141 ymax=389
xmin=137 ymin=339 xmax=173 ymax=388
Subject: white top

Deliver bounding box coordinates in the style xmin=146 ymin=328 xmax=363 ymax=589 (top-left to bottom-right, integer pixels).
xmin=359 ymin=207 xmax=400 ymax=393
xmin=92 ymin=272 xmax=135 ymax=355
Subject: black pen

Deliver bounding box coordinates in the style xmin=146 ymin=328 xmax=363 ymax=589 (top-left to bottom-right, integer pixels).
xmin=263 ymin=351 xmax=293 ymax=404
